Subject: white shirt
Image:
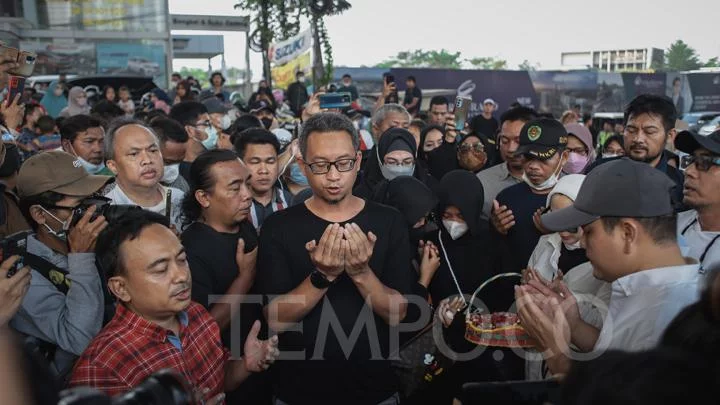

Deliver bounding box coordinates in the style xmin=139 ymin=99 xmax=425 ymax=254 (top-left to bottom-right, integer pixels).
xmin=593 ymin=262 xmax=701 ymax=352
xmin=105 ymin=184 xmax=185 ymax=230
xmin=677 ymin=210 xmax=720 ymax=273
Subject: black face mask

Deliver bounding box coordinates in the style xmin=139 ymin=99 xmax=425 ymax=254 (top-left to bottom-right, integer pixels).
xmin=261 ymin=117 xmax=273 ymax=129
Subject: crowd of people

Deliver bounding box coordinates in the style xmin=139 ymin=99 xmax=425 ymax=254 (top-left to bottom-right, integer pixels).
xmin=2 ymin=55 xmax=720 ymax=405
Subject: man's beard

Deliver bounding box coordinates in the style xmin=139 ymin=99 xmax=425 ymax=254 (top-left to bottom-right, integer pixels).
xmin=320 ymin=193 xmax=347 ymax=205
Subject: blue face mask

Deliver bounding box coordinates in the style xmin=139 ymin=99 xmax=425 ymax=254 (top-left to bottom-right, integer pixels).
xmin=289 ymin=163 xmax=309 ymax=186
xmin=201 ymin=126 xmax=218 ymax=150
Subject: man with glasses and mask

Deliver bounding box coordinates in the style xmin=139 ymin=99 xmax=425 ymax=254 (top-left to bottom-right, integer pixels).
xmin=169 ymin=101 xmax=218 ymax=182
xmin=674 ymin=128 xmax=720 ymax=272
xmin=15 ymin=151 xmax=111 ymax=376
xmin=491 ymin=118 xmax=569 ymax=273
xmin=256 ymin=112 xmax=414 ymax=405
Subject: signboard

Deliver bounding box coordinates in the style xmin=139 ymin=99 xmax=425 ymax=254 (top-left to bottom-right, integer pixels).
xmin=687 ymin=73 xmax=720 ymax=112
xmin=170 ymin=14 xmax=249 ymax=32
xmin=172 ymin=35 xmax=224 ymax=59
xmin=268 ymin=29 xmax=312 ymax=66
xmin=42 ymin=0 xmax=167 ymax=32
xmin=19 ymin=41 xmax=96 ymax=76
xmin=96 ymin=43 xmax=166 ymax=85
xmin=272 ymin=51 xmax=312 ymax=90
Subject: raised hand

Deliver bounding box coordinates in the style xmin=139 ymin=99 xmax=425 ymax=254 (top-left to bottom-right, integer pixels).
xmin=306 ymin=223 xmax=345 ymax=280
xmin=243 ymin=320 xmax=280 ymax=373
xmin=68 ymin=205 xmax=108 ymax=253
xmin=418 ymin=241 xmax=440 ymax=288
xmin=0 ymin=256 xmax=31 ymax=326
xmin=491 ymin=199 xmax=515 ymax=235
xmin=342 ymin=223 xmax=376 ymax=278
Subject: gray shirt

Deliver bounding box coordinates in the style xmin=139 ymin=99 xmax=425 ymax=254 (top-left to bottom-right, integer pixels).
xmin=11 ymin=235 xmax=104 ymax=375
xmin=476 ymin=162 xmax=523 ymax=220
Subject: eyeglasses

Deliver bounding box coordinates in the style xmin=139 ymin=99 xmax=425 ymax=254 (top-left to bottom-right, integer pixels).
xmin=681 ymin=155 xmax=720 ymax=171
xmin=194 ymin=120 xmax=212 ymax=128
xmin=306 ymin=158 xmax=357 ymax=174
xmin=458 ymin=143 xmax=485 ymax=153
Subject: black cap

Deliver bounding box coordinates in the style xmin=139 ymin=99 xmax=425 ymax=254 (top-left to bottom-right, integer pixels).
xmin=675 ymin=129 xmax=720 ymax=155
xmin=540 ymin=158 xmax=676 ymax=232
xmin=249 ymin=100 xmax=274 ymax=115
xmin=202 ymin=97 xmax=229 ymax=114
xmin=514 ymin=118 xmax=568 ymax=160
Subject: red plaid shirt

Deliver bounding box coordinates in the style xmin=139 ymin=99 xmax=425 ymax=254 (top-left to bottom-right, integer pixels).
xmin=69 ymin=302 xmax=228 ymax=399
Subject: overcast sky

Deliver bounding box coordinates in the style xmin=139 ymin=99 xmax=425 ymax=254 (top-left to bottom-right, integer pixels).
xmin=170 ymin=0 xmax=720 ymax=79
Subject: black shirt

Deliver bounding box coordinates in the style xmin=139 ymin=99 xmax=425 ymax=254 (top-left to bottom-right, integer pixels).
xmin=494 ymin=182 xmax=548 ymax=273
xmin=469 ymin=114 xmax=499 ymax=140
xmin=403 ymin=86 xmax=422 ymax=115
xmin=255 ymin=201 xmax=415 ymax=405
xmin=557 ymin=245 xmax=588 ymax=274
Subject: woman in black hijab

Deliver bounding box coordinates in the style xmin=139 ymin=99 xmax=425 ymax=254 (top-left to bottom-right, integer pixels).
xmin=427 ymin=170 xmax=493 ymax=303
xmin=354 ymin=127 xmax=438 ymax=200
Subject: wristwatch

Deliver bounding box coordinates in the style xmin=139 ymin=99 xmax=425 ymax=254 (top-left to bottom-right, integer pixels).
xmin=310 ymin=270 xmax=334 ymax=289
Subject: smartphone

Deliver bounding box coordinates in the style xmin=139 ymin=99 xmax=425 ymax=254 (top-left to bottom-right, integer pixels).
xmin=0 ymin=45 xmax=36 ymax=77
xmin=0 ymin=231 xmax=32 ymax=278
xmin=165 ymin=188 xmax=173 ymax=220
xmin=385 ymin=74 xmax=395 ymax=85
xmin=454 ymin=96 xmax=472 ymax=131
xmin=319 ymin=92 xmax=352 ymax=109
xmin=5 ymin=75 xmax=25 ymax=104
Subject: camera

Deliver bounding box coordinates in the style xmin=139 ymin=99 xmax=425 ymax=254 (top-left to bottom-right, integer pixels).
xmin=69 ymin=197 xmax=143 ymax=228
xmin=58 ymin=369 xmax=195 ymax=405
xmin=0 ymin=230 xmax=32 ymax=277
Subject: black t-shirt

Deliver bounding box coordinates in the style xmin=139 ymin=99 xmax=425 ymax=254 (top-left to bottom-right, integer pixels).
xmin=494 ymin=183 xmax=547 ymax=273
xmin=181 ymin=221 xmax=259 ymax=349
xmin=469 ymin=114 xmax=499 ymax=140
xmin=255 ymin=201 xmax=415 ymax=405
xmin=403 ymin=87 xmax=422 ymax=114
xmin=557 ymin=244 xmax=588 ymax=274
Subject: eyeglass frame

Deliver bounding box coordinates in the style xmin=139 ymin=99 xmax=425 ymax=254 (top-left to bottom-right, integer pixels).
xmin=458 ymin=142 xmax=485 ymax=154
xmin=680 ymin=154 xmax=720 ymax=172
xmin=303 ymin=156 xmax=359 ymax=175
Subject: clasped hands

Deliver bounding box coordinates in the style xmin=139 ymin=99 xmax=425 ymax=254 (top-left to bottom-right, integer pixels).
xmin=305 ymin=223 xmax=376 ymax=281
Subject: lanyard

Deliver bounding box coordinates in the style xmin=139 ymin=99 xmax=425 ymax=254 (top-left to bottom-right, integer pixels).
xmin=681 ymin=217 xmax=720 ymax=273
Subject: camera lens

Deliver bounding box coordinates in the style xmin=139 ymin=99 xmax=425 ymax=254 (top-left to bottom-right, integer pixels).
xmin=112 ymin=369 xmax=194 ymax=405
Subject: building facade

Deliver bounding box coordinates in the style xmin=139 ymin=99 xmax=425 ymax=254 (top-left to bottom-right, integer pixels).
xmin=561 ymin=48 xmax=665 ymax=72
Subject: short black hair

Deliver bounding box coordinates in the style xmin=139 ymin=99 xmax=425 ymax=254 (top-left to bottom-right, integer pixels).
xmin=19 ymin=190 xmax=65 ymax=231
xmin=36 ymin=115 xmax=56 ymax=134
xmin=429 ymin=96 xmax=448 ymax=108
xmin=582 ymin=113 xmax=592 ymax=123
xmin=169 ymin=101 xmax=208 ymax=127
xmin=0 ymin=143 xmax=21 ymax=178
xmin=229 ymin=114 xmax=263 ymax=145
xmin=96 ymin=209 xmax=171 ymax=279
xmin=150 ymin=117 xmax=188 ymax=144
xmin=59 ymin=114 xmax=104 ymax=143
xmin=181 ymin=149 xmax=240 ymax=227
xmin=409 ymin=118 xmax=426 ymax=131
xmin=210 ymin=71 xmax=225 ymax=84
xmin=624 ymin=94 xmax=677 ymax=133
xmin=499 ymin=106 xmax=539 ymax=126
xmin=673 ymin=77 xmax=682 ymax=85
xmin=234 ymin=128 xmax=280 ymax=159
xmin=91 ymin=100 xmax=125 ymax=122
xmin=406 ymin=75 xmax=416 ymax=83
xmin=171 ymin=72 xmax=182 ymax=79
xmin=342 ymin=74 xmax=351 ymax=79
xmin=22 ymin=103 xmax=44 ymax=126
xmin=604 ymin=134 xmax=624 ymax=150
xmin=600 ymin=214 xmax=677 ymax=244
xmin=299 ymin=112 xmax=359 ymax=159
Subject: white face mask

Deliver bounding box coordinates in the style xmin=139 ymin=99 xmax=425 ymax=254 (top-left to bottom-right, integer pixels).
xmin=40 ymin=207 xmax=70 ymax=242
xmin=522 ymin=157 xmax=564 ymax=191
xmin=162 ymin=163 xmax=180 ymax=184
xmin=602 ymin=153 xmax=620 ymax=159
xmin=563 ymin=240 xmax=582 ymax=251
xmin=442 ymin=219 xmax=469 ymax=240
xmin=78 ymin=157 xmax=106 ymax=175
xmin=220 ymin=114 xmax=232 ymax=131
xmin=380 ymin=163 xmax=415 ymax=181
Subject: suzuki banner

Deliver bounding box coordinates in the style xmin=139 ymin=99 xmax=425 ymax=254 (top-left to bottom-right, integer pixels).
xmin=268 ymin=29 xmax=313 ymax=66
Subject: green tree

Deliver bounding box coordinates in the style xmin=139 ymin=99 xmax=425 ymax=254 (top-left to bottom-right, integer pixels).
xmin=234 ymin=0 xmax=351 ymax=87
xmin=178 ymin=67 xmax=208 ymax=86
xmin=467 ymin=56 xmax=508 ymax=70
xmin=704 ymin=57 xmax=720 ymax=68
xmin=664 ymin=40 xmax=702 ymax=71
xmin=375 ymin=49 xmax=463 ymax=69
xmin=518 ymin=59 xmax=539 ymax=71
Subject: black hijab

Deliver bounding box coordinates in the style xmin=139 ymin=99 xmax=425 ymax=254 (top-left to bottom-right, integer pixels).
xmin=355 ymin=127 xmax=418 ymax=199
xmin=380 ymin=175 xmax=437 ymax=228
xmin=418 ymin=125 xmax=446 ymax=162
xmin=436 ymin=170 xmax=485 ymax=237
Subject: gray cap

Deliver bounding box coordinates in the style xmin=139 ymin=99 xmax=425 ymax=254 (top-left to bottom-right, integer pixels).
xmin=541 ymin=158 xmax=676 ymax=232
xmin=202 ymin=96 xmax=229 ymax=114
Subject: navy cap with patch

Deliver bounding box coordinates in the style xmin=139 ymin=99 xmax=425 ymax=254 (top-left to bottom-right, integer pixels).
xmin=514 ymin=118 xmax=568 ymax=160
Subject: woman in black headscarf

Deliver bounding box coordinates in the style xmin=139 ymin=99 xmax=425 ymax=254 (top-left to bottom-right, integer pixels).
xmin=354 ymin=127 xmax=438 ymax=200
xmin=380 ymin=176 xmax=440 ymax=295
xmin=427 ymin=170 xmax=493 ymax=303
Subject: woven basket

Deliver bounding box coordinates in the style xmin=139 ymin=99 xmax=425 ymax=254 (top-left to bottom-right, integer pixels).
xmin=463 ymin=273 xmax=536 ymax=348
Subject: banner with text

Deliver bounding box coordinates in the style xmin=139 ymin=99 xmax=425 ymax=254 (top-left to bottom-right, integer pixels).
xmin=272 ymin=51 xmax=312 ymax=90
xmin=268 ymin=29 xmax=313 ymax=66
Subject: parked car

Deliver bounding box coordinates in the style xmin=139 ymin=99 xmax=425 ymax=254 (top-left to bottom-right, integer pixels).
xmin=699 ymin=116 xmax=720 ymax=136
xmin=127 ymin=57 xmax=160 ymax=77
xmin=681 ymin=112 xmax=720 ymax=132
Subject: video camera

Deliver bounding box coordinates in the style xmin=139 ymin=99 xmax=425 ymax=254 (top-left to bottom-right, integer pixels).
xmin=58 ymin=369 xmax=195 ymax=405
